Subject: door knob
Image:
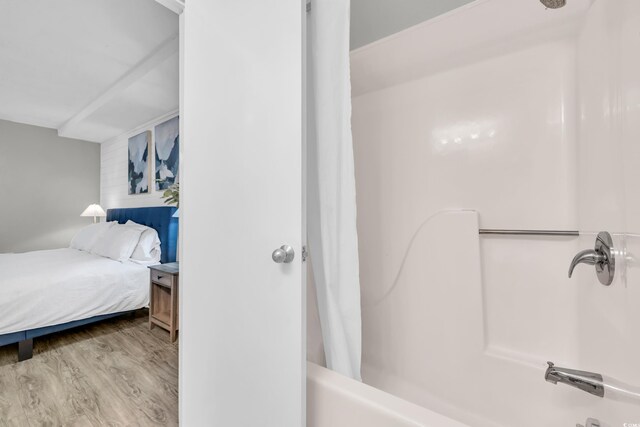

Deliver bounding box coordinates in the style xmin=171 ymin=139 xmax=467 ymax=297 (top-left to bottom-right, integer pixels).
xmin=272 ymin=245 xmax=295 ymax=264
xmin=568 ymin=231 xmax=615 ymax=286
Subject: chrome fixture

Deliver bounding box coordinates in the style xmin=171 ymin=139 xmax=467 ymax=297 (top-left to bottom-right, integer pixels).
xmin=545 ymin=362 xmax=604 ymax=398
xmin=272 ymin=245 xmax=295 ymax=263
xmin=479 ymin=229 xmax=578 ymax=237
xmin=568 ymin=231 xmax=615 ymax=286
xmin=540 ymin=0 xmax=566 ymax=9
xmin=577 ymin=418 xmax=601 ymax=427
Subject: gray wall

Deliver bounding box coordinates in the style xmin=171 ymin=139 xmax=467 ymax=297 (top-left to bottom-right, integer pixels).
xmin=350 ymin=0 xmax=475 ymax=49
xmin=0 ymin=120 xmax=100 ymax=253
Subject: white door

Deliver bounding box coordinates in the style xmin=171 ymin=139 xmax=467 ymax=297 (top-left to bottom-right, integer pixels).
xmin=180 ymin=1 xmax=306 ymax=426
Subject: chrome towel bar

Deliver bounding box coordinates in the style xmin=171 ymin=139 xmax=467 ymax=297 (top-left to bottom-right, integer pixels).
xmin=479 ymin=229 xmax=579 ymax=237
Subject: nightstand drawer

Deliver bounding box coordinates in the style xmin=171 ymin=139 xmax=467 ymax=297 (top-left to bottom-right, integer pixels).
xmin=151 ymin=270 xmax=174 ymax=287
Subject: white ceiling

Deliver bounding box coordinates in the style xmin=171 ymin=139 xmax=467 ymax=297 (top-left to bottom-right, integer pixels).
xmin=350 ymin=0 xmax=475 ymax=49
xmin=0 ymin=0 xmax=179 ymax=143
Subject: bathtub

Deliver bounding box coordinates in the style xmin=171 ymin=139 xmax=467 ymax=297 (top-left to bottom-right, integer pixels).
xmin=307 ymin=362 xmax=468 ymax=427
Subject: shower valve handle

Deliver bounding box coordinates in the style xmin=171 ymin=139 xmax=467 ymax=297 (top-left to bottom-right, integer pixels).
xmin=568 ymin=249 xmax=605 ymax=276
xmin=567 ymin=231 xmax=615 ymax=286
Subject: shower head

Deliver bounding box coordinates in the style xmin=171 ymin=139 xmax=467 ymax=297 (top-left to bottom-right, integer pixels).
xmin=540 ymin=0 xmax=566 ymax=8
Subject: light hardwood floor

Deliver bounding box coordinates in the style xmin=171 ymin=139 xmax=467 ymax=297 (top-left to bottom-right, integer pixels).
xmin=0 ymin=310 xmax=178 ymax=426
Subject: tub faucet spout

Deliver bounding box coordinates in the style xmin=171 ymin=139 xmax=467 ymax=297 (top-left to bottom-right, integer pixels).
xmin=545 ymin=362 xmax=604 ymax=398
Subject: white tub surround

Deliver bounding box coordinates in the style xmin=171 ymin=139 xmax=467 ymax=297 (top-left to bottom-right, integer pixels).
xmin=349 ymin=21 xmax=581 ymax=426
xmin=308 ymin=0 xmax=363 ymax=379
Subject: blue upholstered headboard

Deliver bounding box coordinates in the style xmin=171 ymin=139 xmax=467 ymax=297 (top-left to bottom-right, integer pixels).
xmin=106 ymin=206 xmax=178 ymax=264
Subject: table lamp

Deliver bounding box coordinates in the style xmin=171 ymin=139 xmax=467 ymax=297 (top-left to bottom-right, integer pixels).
xmin=81 ymin=204 xmax=107 ymax=223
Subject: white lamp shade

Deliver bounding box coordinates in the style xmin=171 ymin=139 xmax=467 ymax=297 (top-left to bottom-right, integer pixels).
xmin=80 ymin=204 xmax=106 ymax=218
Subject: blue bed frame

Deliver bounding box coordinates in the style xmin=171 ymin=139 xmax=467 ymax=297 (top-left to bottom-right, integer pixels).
xmin=0 ymin=206 xmax=178 ymax=361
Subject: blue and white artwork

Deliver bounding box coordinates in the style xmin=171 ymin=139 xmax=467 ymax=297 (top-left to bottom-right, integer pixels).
xmin=155 ymin=116 xmax=179 ymax=191
xmin=128 ymin=131 xmax=151 ymax=194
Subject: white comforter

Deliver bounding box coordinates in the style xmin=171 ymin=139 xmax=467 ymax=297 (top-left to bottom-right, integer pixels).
xmin=0 ymin=248 xmax=150 ymax=335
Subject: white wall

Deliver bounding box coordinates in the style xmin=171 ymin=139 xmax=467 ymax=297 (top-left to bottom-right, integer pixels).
xmin=100 ymin=111 xmax=178 ymax=210
xmin=0 ymin=119 xmax=100 ymax=253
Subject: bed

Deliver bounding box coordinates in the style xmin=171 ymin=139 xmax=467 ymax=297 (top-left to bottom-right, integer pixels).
xmin=0 ymin=206 xmax=178 ymax=361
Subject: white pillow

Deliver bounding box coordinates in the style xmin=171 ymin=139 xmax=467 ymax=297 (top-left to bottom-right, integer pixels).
xmin=126 ymin=220 xmax=162 ymax=262
xmin=70 ymin=222 xmax=115 ymax=252
xmin=91 ymin=224 xmax=144 ymax=262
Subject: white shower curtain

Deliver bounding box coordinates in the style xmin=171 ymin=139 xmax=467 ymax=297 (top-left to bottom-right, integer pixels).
xmin=307 ymin=0 xmax=362 ymax=380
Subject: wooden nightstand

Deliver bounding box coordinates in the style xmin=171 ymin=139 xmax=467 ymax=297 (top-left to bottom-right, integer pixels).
xmin=148 ymin=262 xmax=179 ymax=342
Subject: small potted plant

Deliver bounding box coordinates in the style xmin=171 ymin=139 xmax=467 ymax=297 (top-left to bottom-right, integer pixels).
xmin=161 ymin=182 xmax=179 ymax=208
xmin=158 ymin=181 xmax=179 ymax=218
